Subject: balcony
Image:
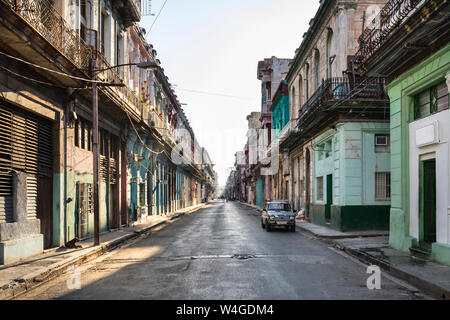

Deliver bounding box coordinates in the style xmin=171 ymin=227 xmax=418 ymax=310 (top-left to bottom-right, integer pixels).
xmin=95 ymin=53 xmax=141 ymax=120
xmin=3 ymin=0 xmax=92 ymax=73
xmin=2 ymin=0 xmax=178 ymax=145
xmin=113 ymin=0 xmax=141 ymax=27
xmin=297 ymin=77 xmax=389 ymax=136
xmin=356 ymin=0 xmax=450 ymax=78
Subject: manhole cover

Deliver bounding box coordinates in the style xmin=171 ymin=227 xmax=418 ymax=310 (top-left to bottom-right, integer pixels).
xmin=232 ymin=254 xmax=256 ymax=260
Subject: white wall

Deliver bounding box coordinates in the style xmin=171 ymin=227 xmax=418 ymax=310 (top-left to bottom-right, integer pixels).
xmin=409 ymin=109 xmax=450 ymax=245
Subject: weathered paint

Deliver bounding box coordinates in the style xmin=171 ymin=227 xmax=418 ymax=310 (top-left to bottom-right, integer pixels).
xmin=312 ymin=122 xmax=391 ymax=230
xmin=65 ymin=172 xmax=109 ymax=241
xmin=256 ymin=177 xmax=264 ymax=208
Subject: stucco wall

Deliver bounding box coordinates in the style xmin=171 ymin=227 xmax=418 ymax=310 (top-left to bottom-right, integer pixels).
xmin=313 ymin=122 xmax=390 ymax=207
xmin=386 ymin=44 xmax=450 ymax=256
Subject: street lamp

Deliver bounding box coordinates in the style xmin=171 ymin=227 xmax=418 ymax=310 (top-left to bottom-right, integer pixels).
xmin=92 ymin=58 xmax=158 ymax=246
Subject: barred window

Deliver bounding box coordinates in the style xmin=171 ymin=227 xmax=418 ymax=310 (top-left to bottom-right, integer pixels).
xmin=375 ymin=172 xmax=391 ymax=201
xmin=317 ymin=176 xmax=324 ymax=201
xmin=414 ymin=81 xmax=448 ymax=120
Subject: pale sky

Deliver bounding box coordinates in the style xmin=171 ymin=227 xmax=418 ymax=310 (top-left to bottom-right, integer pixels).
xmin=140 ymin=0 xmax=321 ymax=186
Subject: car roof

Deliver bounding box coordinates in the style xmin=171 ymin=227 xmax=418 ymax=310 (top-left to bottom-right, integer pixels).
xmin=268 ymin=201 xmax=289 ymax=204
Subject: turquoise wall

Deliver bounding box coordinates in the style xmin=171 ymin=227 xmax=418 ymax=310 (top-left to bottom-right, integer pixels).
xmin=313 ymin=122 xmax=390 ymax=207
xmin=272 ymin=93 xmax=290 ymax=140
xmin=256 ymin=177 xmax=264 ymax=208
xmin=65 ymin=172 xmax=109 ymax=241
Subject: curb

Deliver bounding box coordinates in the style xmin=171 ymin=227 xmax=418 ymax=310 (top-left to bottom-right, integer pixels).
xmin=295 ymin=223 xmax=387 ymax=240
xmin=341 ymin=245 xmax=450 ymax=300
xmin=0 ymin=203 xmax=207 ymax=300
xmin=294 ymin=220 xmax=450 ymax=299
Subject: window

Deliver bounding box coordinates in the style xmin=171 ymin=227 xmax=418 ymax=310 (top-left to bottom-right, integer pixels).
xmin=375 ymin=134 xmax=390 ymax=153
xmin=314 ymin=49 xmax=320 ymax=90
xmin=375 ymin=172 xmax=391 ymax=201
xmin=100 ymin=11 xmax=108 ymax=55
xmin=414 ymin=81 xmax=448 ymax=120
xmin=266 ymin=82 xmax=272 ymax=101
xmin=268 ymin=203 xmax=291 ymax=211
xmin=74 ymin=120 xmax=79 ymax=147
xmin=317 ymin=176 xmax=324 ymax=201
xmin=74 ymin=118 xmax=92 ymax=151
xmin=325 ymin=140 xmax=332 ymax=158
xmin=139 ymin=183 xmax=145 ymax=207
xmin=80 ymin=0 xmax=92 ymax=42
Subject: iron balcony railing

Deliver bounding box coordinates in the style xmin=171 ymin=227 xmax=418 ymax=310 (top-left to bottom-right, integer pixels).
xmin=5 ymin=0 xmax=92 ymax=72
xmin=95 ymin=53 xmax=141 ymax=119
xmin=297 ymin=77 xmax=388 ymax=127
xmin=357 ymin=0 xmax=424 ymax=63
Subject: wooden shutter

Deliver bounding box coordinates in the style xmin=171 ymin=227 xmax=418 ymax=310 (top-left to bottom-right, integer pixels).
xmin=0 ymin=103 xmax=53 ymax=223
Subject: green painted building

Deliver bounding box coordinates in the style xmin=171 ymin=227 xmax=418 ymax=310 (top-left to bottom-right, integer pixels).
xmin=311 ymin=122 xmax=391 ymax=231
xmin=271 ymin=81 xmax=290 ymax=141
xmin=357 ymin=0 xmax=450 ymax=264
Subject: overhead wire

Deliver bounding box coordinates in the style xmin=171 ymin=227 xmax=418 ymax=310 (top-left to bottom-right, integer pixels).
xmin=148 ymin=0 xmax=169 ymax=34
xmin=0 ymin=50 xmax=120 ymax=84
xmin=0 ymin=65 xmax=87 ymax=89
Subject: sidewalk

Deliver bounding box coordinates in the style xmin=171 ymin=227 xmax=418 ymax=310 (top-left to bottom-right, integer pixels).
xmin=296 ymin=221 xmax=450 ymax=300
xmin=0 ymin=203 xmax=208 ymax=300
xmin=239 ymin=201 xmax=263 ymax=212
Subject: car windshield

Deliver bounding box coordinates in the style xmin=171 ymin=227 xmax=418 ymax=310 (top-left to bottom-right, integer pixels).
xmin=268 ymin=203 xmax=291 ymax=211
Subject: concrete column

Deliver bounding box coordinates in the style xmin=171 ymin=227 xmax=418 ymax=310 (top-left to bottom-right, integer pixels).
xmin=12 ymin=172 xmax=28 ymax=222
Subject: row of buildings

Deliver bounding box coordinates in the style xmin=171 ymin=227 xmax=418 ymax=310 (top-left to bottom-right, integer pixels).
xmin=226 ymin=0 xmax=450 ymax=266
xmin=0 ymin=0 xmax=216 ymax=264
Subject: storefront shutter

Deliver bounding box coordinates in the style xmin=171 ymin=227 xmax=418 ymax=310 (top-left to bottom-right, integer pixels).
xmin=0 ymin=103 xmax=53 ymax=223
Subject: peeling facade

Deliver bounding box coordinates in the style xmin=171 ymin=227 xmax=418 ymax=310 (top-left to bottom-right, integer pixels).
xmin=0 ymin=0 xmax=216 ymax=265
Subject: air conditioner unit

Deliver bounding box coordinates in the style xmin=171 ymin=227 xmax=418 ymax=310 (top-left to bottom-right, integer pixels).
xmin=375 ymin=135 xmax=389 ymax=146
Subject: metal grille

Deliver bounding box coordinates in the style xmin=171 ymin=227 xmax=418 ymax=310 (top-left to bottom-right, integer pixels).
xmin=357 ymin=0 xmax=424 ymax=63
xmin=375 ymin=172 xmax=391 ymax=201
xmin=317 ymin=176 xmax=324 ymax=201
xmin=77 ymin=183 xmax=93 ymax=239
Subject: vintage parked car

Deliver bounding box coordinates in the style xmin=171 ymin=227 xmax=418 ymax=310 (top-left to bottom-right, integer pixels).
xmin=261 ymin=201 xmax=296 ymax=232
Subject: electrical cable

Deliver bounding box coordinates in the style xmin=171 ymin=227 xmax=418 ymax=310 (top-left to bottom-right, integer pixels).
xmin=126 ymin=111 xmax=165 ymax=156
xmin=174 ymin=87 xmax=254 ymax=100
xmin=0 ymin=50 xmax=119 ymax=84
xmin=0 ymin=65 xmax=88 ymax=89
xmin=148 ymin=0 xmax=169 ymax=34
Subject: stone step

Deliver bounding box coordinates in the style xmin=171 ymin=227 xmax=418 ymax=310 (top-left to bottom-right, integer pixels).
xmin=409 ymin=246 xmax=432 ymax=260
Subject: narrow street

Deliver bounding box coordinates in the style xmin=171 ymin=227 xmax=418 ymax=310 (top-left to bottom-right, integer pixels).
xmin=17 ymin=202 xmax=426 ymax=300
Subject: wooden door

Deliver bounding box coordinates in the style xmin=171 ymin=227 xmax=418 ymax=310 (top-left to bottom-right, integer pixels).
xmin=423 ymin=159 xmax=436 ymax=244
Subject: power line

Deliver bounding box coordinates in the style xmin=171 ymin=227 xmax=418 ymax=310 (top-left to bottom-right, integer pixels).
xmin=0 ymin=51 xmax=119 ymax=84
xmin=174 ymin=87 xmax=254 ymax=100
xmin=0 ymin=65 xmax=87 ymax=89
xmin=148 ymin=0 xmax=169 ymax=34
xmin=126 ymin=111 xmax=166 ymax=156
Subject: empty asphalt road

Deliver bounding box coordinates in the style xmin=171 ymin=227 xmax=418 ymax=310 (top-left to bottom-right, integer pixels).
xmin=17 ymin=201 xmax=427 ymax=300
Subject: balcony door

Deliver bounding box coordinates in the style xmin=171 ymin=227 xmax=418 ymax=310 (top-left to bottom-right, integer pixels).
xmin=80 ymin=0 xmax=92 ymax=43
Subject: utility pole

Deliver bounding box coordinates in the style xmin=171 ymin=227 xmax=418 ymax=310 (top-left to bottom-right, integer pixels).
xmin=92 ymin=52 xmax=100 ymax=246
